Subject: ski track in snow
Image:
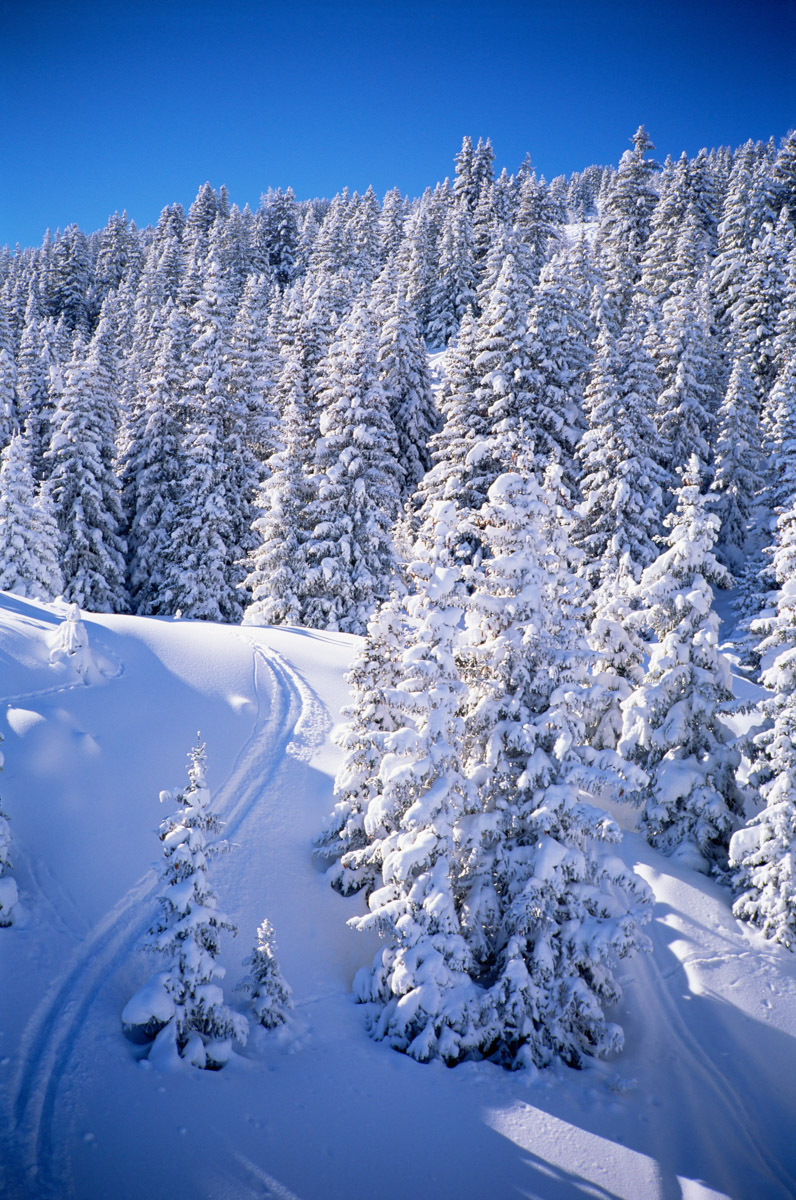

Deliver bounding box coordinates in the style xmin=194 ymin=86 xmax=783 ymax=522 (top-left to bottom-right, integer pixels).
xmin=633 ymin=918 xmax=796 ymax=1199
xmin=6 ymin=637 xmax=316 ymax=1200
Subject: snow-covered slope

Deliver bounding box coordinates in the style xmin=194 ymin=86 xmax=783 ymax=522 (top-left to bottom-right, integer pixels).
xmin=1 ymin=593 xmax=795 ymax=1200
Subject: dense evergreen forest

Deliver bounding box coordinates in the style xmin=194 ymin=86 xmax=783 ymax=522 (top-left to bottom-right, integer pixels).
xmin=2 ymin=127 xmax=796 ymax=1069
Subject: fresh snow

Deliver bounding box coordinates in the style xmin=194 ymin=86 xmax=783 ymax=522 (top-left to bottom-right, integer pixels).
xmin=1 ymin=592 xmax=795 ymax=1199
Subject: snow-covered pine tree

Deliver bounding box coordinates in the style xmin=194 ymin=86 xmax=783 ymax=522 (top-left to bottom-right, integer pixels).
xmin=375 ymin=281 xmax=438 ymax=499
xmin=44 ymin=327 xmax=127 ymax=613
xmin=710 ymin=354 xmax=762 ymax=572
xmin=619 ymin=456 xmax=744 ymax=869
xmin=124 ymin=738 xmax=247 ymax=1067
xmin=460 ymin=467 xmax=651 ymax=1069
xmin=0 ymin=302 xmax=19 ymax=451
xmin=162 ymin=241 xmax=253 ymax=622
xmin=524 ymin=241 xmax=593 ymax=496
xmin=411 ymin=310 xmax=488 ymax=564
xmin=228 ymin=272 xmax=282 ymax=465
xmin=124 ymin=301 xmax=189 ymax=615
xmin=596 ymin=126 xmax=659 ymax=330
xmin=653 ymin=281 xmax=717 ymax=502
xmin=426 ymin=206 xmax=478 ymax=348
xmin=303 ymin=295 xmax=403 ymax=635
xmin=349 ymin=555 xmax=482 ymax=1063
xmin=237 ymin=919 xmax=293 ymax=1028
xmin=314 ymin=594 xmax=407 ymax=896
xmin=731 ymin=474 xmax=796 ymax=947
xmin=0 ymin=433 xmax=63 ymax=600
xmin=242 ymin=353 xmax=315 ymax=627
xmin=575 ymin=304 xmax=665 ymax=588
xmin=16 ymin=293 xmax=55 ymax=481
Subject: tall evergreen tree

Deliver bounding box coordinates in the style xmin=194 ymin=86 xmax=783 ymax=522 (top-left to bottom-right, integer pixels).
xmin=619 ymin=457 xmax=743 ymax=869
xmin=0 ymin=433 xmax=63 ymax=600
xmin=349 ymin=560 xmax=482 ymax=1063
xmin=44 ymin=328 xmax=127 ymax=612
xmin=242 ymin=354 xmax=315 ymax=627
xmin=732 ymin=473 xmax=796 ymax=947
xmin=303 ymin=297 xmax=402 ymax=634
xmin=460 ymin=469 xmax=651 ymax=1068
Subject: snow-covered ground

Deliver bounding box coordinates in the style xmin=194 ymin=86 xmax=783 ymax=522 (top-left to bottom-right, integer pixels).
xmin=1 ymin=592 xmax=795 ymax=1200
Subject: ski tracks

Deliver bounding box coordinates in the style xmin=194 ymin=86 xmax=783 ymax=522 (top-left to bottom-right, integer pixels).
xmin=5 ymin=640 xmax=320 ymax=1200
xmin=631 ymin=921 xmax=796 ymax=1200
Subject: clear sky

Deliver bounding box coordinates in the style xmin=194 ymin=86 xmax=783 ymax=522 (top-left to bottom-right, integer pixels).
xmin=1 ymin=0 xmax=795 ymax=248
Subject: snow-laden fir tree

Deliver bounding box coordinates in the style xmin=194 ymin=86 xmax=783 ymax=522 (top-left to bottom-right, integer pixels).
xmin=375 ymin=282 xmax=438 ymax=499
xmin=619 ymin=456 xmax=744 ymax=869
xmin=44 ymin=327 xmax=127 ymax=612
xmin=314 ymin=594 xmax=407 ymax=896
xmin=426 ymin=206 xmax=478 ymax=347
xmin=237 ymin=919 xmax=293 ymax=1028
xmin=0 ymin=433 xmax=63 ymax=600
xmin=161 ymin=244 xmax=251 ymax=622
xmin=523 ymin=240 xmax=593 ymax=496
xmin=303 ymin=295 xmax=403 ymax=635
xmin=653 ymin=282 xmax=717 ymax=502
xmin=123 ymin=302 xmax=188 ymax=615
xmin=575 ymin=304 xmax=665 ymax=588
xmin=710 ymin=354 xmax=762 ymax=572
xmin=0 ymin=302 xmax=19 ymax=451
xmin=411 ymin=310 xmax=488 ymax=563
xmin=731 ymin=479 xmax=796 ymax=948
xmin=596 ymin=126 xmax=660 ymax=330
xmin=0 ymin=738 xmax=18 ymax=928
xmin=459 ymin=467 xmax=651 ymax=1069
xmin=124 ymin=738 xmax=247 ymax=1068
xmin=349 ymin=542 xmax=483 ymax=1063
xmin=242 ymin=354 xmax=315 ymax=627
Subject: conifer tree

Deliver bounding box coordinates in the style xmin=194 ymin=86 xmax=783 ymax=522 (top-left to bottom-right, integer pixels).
xmin=597 ymin=126 xmax=659 ymax=328
xmin=426 ymin=207 xmax=478 ymax=347
xmin=575 ymin=308 xmax=664 ymax=587
xmin=654 ymin=280 xmax=718 ymax=505
xmin=0 ymin=433 xmax=63 ymax=600
xmin=619 ymin=457 xmax=743 ymax=869
xmin=412 ymin=310 xmax=488 ymax=564
xmin=0 ymin=304 xmax=19 ymax=451
xmin=731 ymin=477 xmax=796 ymax=947
xmin=162 ymin=243 xmax=253 ymax=621
xmin=711 ymin=355 xmax=762 ymax=571
xmin=44 ymin=328 xmax=127 ymax=613
xmin=303 ymin=297 xmax=402 ymax=634
xmin=350 ymin=559 xmax=482 ymax=1063
xmin=460 ymin=469 xmax=651 ymax=1068
xmin=237 ymin=919 xmax=293 ymax=1028
xmin=125 ymin=739 xmax=248 ymax=1067
xmin=315 ymin=595 xmax=407 ymax=895
xmin=376 ymin=285 xmax=438 ymax=498
xmin=124 ymin=303 xmax=188 ymax=615
xmin=242 ymin=354 xmax=314 ymax=627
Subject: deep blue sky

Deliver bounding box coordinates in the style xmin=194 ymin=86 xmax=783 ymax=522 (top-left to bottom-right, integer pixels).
xmin=1 ymin=0 xmax=795 ymax=248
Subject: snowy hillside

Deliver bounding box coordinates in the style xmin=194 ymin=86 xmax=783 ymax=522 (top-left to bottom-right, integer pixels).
xmin=0 ymin=593 xmax=794 ymax=1200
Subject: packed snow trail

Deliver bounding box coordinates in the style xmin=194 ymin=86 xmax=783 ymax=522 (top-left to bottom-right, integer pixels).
xmin=6 ymin=639 xmax=310 ymax=1200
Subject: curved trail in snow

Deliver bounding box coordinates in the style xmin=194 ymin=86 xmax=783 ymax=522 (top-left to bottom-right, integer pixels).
xmin=7 ymin=640 xmax=320 ymax=1200
xmin=630 ymin=914 xmax=796 ymax=1200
